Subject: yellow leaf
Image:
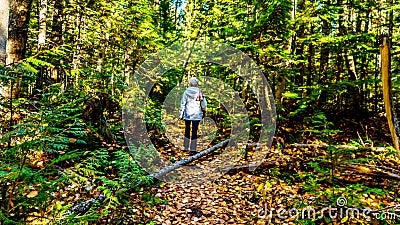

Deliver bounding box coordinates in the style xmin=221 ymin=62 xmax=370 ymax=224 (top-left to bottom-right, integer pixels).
xmin=265 ymin=181 xmax=271 ymax=191
xmin=257 ymin=183 xmax=263 ymax=192
xmin=27 ymin=190 xmax=38 ymax=198
xmin=54 ymin=201 xmax=62 ymax=210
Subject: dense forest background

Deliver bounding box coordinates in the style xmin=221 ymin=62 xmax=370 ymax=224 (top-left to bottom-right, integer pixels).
xmin=1 ymin=0 xmax=400 ymax=224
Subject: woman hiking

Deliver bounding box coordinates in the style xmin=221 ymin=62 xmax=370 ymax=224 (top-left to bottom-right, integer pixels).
xmin=179 ymin=77 xmax=207 ymax=155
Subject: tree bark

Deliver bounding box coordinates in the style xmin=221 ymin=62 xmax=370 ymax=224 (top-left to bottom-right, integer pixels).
xmin=0 ymin=0 xmax=9 ymax=100
xmin=6 ymin=0 xmax=33 ymax=64
xmin=0 ymin=0 xmax=9 ymax=65
xmin=6 ymin=0 xmax=33 ymax=99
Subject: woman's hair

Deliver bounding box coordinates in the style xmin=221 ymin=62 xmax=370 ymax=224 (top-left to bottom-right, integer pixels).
xmin=189 ymin=77 xmax=199 ymax=86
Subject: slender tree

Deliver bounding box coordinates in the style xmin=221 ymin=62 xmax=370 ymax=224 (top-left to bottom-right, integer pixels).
xmin=0 ymin=0 xmax=8 ymax=65
xmin=0 ymin=0 xmax=9 ymax=100
xmin=38 ymin=0 xmax=48 ymax=50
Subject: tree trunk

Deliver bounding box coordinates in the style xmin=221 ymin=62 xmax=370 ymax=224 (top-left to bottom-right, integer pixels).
xmin=72 ymin=7 xmax=82 ymax=87
xmin=288 ymin=0 xmax=296 ymax=55
xmin=34 ymin=0 xmax=48 ymax=94
xmin=0 ymin=0 xmax=9 ymax=65
xmin=50 ymin=0 xmax=64 ymax=83
xmin=319 ymin=0 xmax=330 ymax=84
xmin=388 ymin=0 xmax=393 ymax=41
xmin=294 ymin=0 xmax=305 ymax=87
xmin=6 ymin=0 xmax=33 ymax=64
xmin=344 ymin=50 xmax=361 ymax=114
xmin=6 ymin=0 xmax=33 ymax=99
xmin=51 ymin=0 xmax=63 ymax=46
xmin=0 ymin=0 xmax=9 ymax=100
xmin=307 ymin=41 xmax=313 ymax=86
xmin=359 ymin=12 xmax=370 ymax=111
xmin=380 ymin=35 xmax=400 ymax=156
xmin=38 ymin=0 xmax=47 ymax=50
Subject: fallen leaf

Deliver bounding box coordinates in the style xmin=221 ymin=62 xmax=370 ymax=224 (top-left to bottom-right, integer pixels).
xmin=27 ymin=190 xmax=38 ymax=198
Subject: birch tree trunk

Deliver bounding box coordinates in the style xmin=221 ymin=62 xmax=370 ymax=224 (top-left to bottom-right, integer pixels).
xmin=38 ymin=0 xmax=47 ymax=50
xmin=0 ymin=0 xmax=9 ymax=100
xmin=50 ymin=0 xmax=64 ymax=83
xmin=0 ymin=0 xmax=9 ymax=65
xmin=34 ymin=0 xmax=48 ymax=93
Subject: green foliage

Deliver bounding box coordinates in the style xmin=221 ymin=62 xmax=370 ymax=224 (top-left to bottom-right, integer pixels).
xmin=0 ymin=62 xmax=153 ymax=223
xmin=295 ymin=220 xmax=315 ymax=225
xmin=145 ymin=98 xmax=165 ymax=134
xmin=300 ymin=112 xmax=341 ymax=140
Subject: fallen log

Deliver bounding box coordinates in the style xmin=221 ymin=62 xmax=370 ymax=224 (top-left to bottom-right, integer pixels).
xmin=340 ymin=162 xmax=400 ymax=180
xmin=290 ymin=143 xmax=388 ymax=152
xmin=65 ymin=193 xmax=107 ymax=216
xmin=65 ymin=139 xmax=230 ymax=216
xmin=149 ymin=139 xmax=230 ymax=179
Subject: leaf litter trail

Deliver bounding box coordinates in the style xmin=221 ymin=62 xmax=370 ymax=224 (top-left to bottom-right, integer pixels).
xmin=144 ymin=126 xmax=400 ymax=225
xmin=149 ymin=142 xmax=312 ymax=225
xmin=150 ymin=119 xmax=309 ymax=224
xmin=153 ymin=172 xmax=262 ymax=224
xmin=152 ymin=119 xmax=275 ymax=224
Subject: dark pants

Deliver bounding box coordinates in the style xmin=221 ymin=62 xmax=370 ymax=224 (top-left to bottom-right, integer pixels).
xmin=184 ymin=120 xmax=200 ymax=151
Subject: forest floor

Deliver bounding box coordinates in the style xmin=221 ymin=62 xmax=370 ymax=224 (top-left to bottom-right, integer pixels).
xmin=97 ymin=115 xmax=400 ymax=225
xmin=20 ymin=113 xmax=400 ymax=225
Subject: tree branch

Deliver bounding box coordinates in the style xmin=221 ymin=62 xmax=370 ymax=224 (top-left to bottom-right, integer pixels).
xmin=289 ymin=143 xmax=388 ymax=152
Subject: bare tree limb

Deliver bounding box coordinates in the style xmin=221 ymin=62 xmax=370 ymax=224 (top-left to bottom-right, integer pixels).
xmin=290 ymin=143 xmax=388 ymax=152
xmin=340 ymin=162 xmax=400 ymax=180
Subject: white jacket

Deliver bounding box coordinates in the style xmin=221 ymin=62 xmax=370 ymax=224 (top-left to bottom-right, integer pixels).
xmin=179 ymin=87 xmax=207 ymax=121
